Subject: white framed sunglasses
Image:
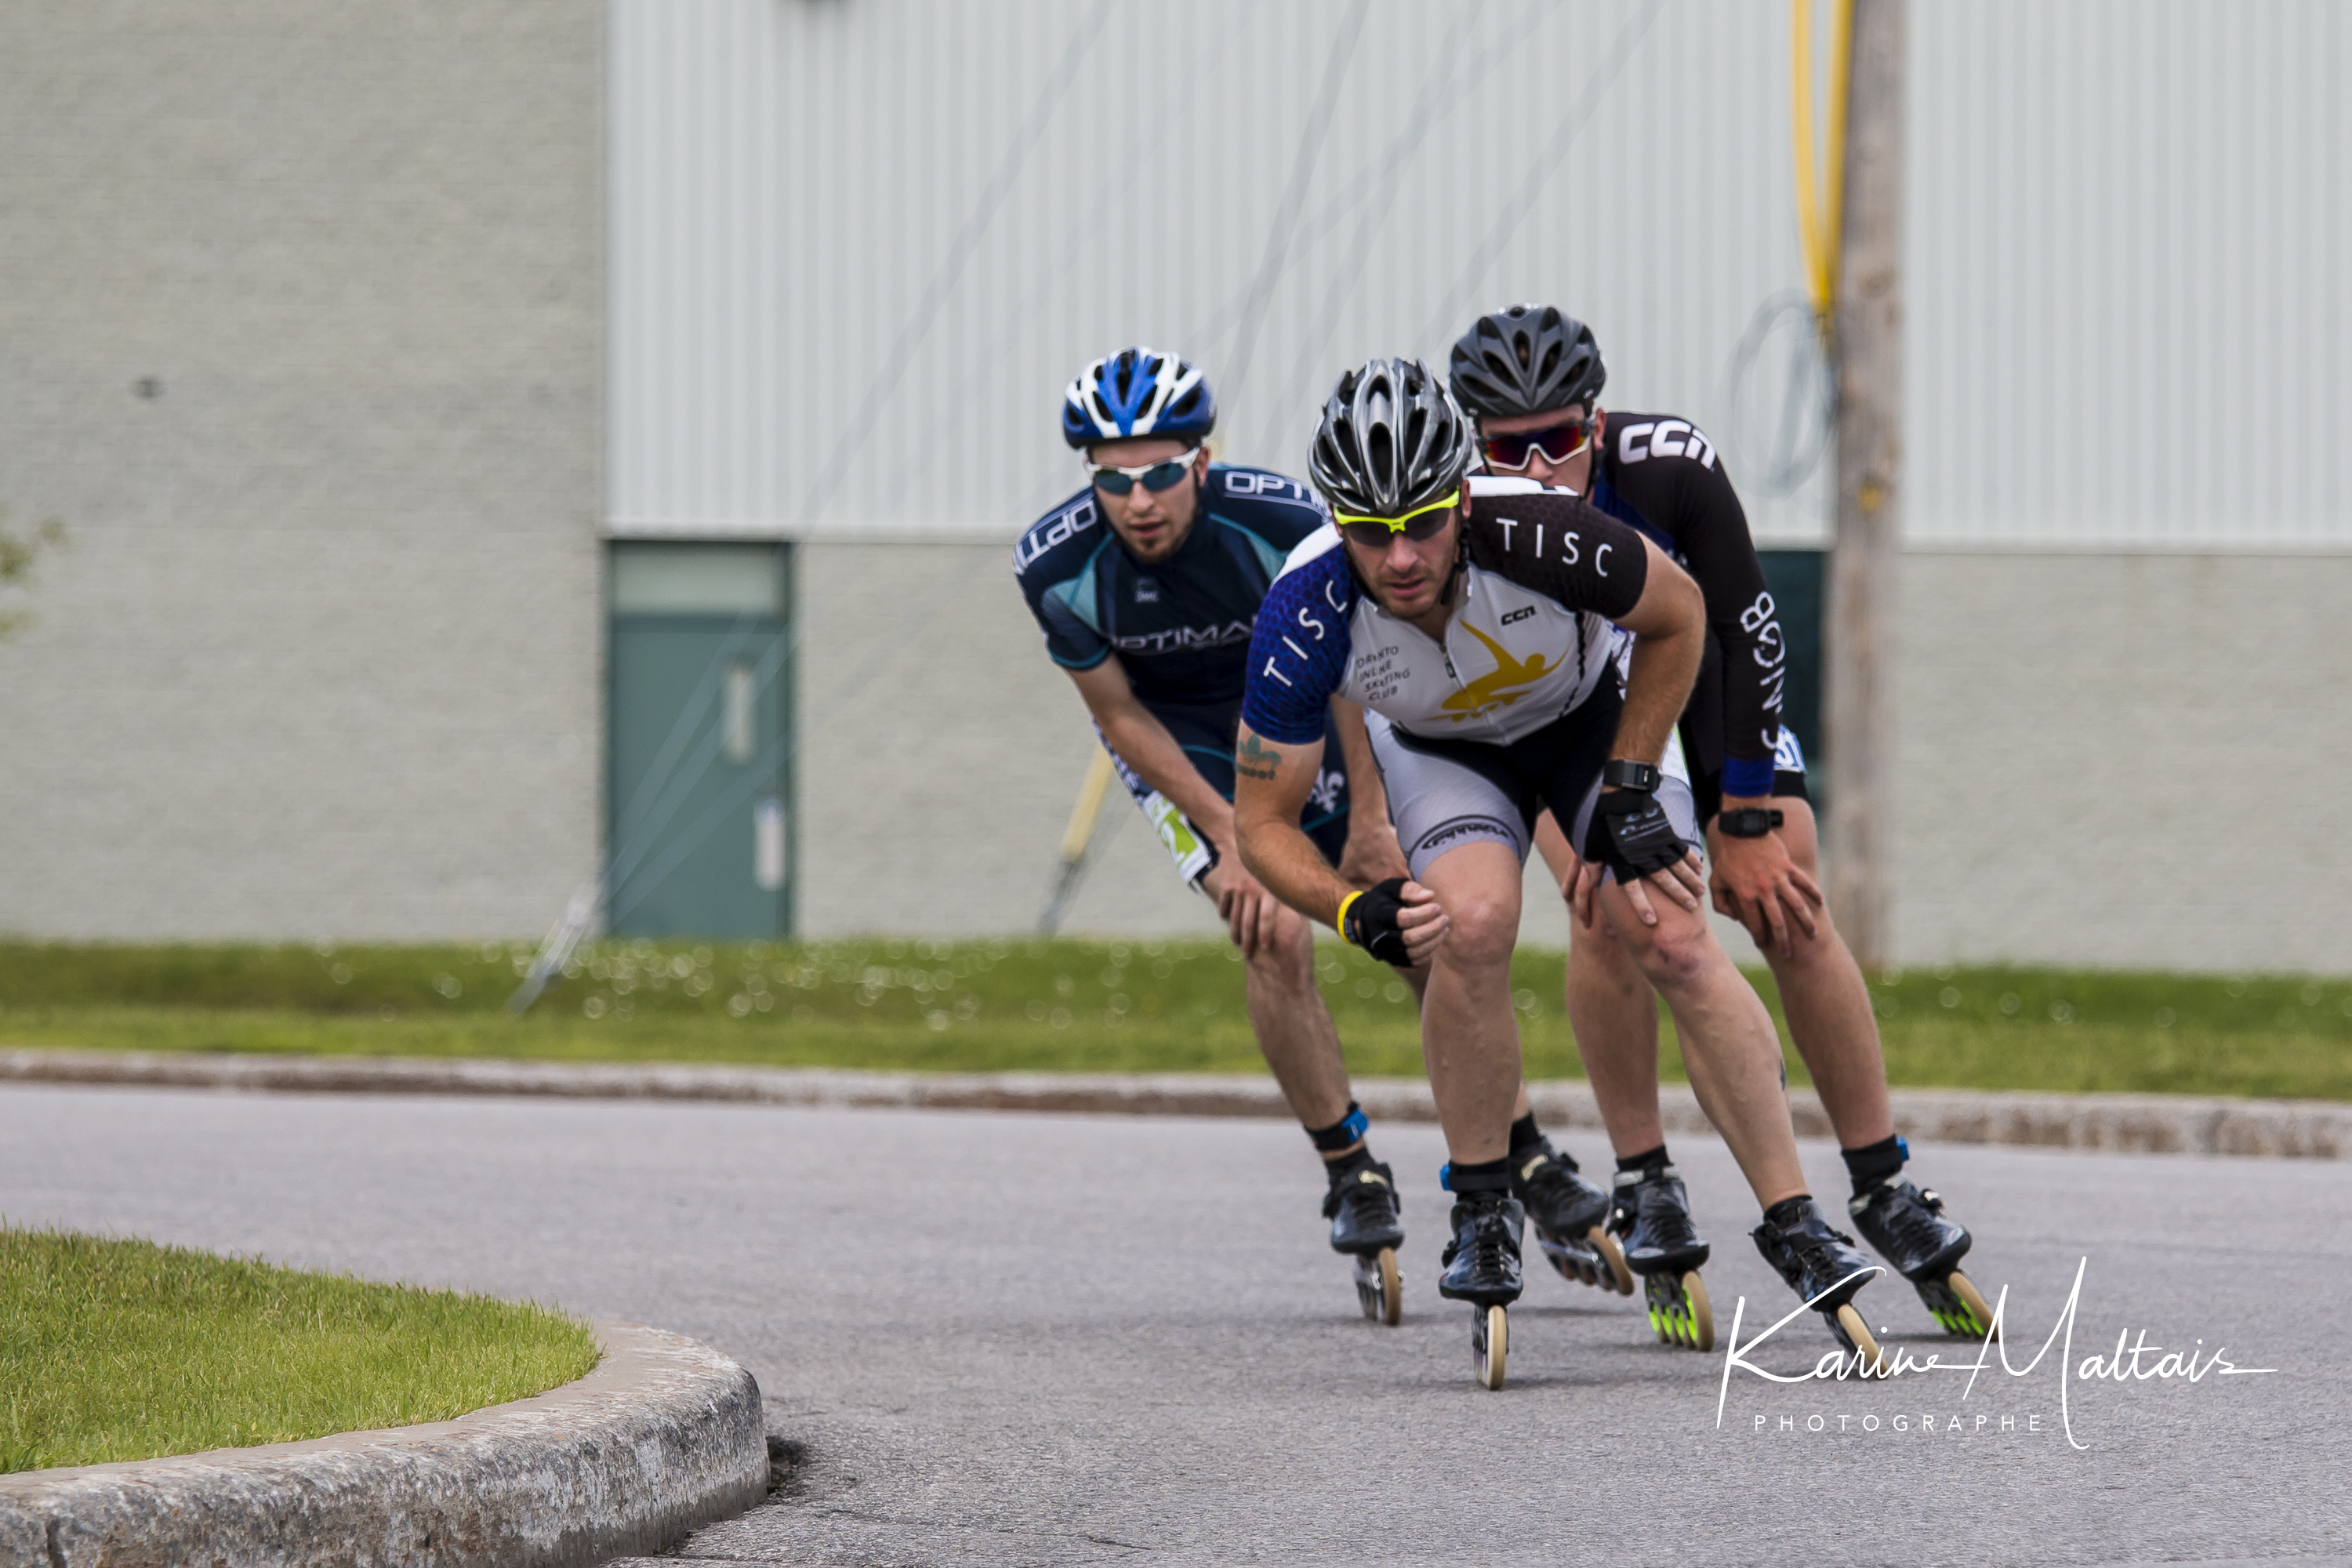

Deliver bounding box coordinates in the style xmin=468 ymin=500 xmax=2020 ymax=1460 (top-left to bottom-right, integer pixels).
xmin=1083 ymin=447 xmax=1200 ymax=495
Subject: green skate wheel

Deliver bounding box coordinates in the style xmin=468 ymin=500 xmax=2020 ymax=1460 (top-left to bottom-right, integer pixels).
xmin=1916 ymin=1267 xmax=1998 ymax=1341
xmin=1642 ymin=1269 xmax=1715 ymax=1351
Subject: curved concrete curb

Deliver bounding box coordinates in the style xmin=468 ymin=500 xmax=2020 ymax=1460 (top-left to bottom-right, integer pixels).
xmin=0 ymin=1321 xmax=765 ymax=1568
xmin=1 ymin=1047 xmax=2344 ymax=1158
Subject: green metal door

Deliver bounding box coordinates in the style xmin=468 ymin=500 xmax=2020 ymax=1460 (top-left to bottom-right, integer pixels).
xmin=605 ymin=543 xmax=794 ymax=938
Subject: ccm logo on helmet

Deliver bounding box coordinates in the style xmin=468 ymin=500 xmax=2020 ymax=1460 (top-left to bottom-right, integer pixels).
xmin=1224 ymin=472 xmax=1312 ymax=502
xmin=1617 ymin=420 xmax=1718 ymax=470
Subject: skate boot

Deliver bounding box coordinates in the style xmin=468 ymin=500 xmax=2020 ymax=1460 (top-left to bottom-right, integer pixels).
xmin=1751 ymin=1197 xmax=1885 ymax=1366
xmin=1609 ymin=1163 xmax=1714 ymax=1350
xmin=1322 ymin=1157 xmax=1405 ymax=1326
xmin=1438 ymin=1186 xmax=1525 ymax=1390
xmin=1849 ymin=1178 xmax=1995 ymax=1341
xmin=1512 ymin=1140 xmax=1632 ymax=1296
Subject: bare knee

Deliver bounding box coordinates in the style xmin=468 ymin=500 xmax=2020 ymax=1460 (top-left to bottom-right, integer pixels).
xmin=1245 ymin=903 xmax=1318 ymax=989
xmin=1613 ymin=911 xmax=1717 ymax=996
xmin=1439 ymin=887 xmax=1519 ymax=974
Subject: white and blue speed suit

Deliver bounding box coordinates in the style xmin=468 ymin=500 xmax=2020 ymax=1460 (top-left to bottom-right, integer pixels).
xmin=1238 ymin=477 xmax=1702 ymax=881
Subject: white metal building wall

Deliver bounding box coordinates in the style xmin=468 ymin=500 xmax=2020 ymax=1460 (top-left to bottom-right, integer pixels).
xmin=1908 ymin=1 xmax=2349 ymax=549
xmin=610 ymin=0 xmax=1832 ymax=545
xmin=611 ymin=0 xmax=2351 ymax=553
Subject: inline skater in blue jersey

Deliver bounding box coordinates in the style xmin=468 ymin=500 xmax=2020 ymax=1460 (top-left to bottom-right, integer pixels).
xmin=1014 ymin=346 xmax=1414 ymax=1323
xmin=1448 ymin=305 xmax=1994 ymax=1345
xmin=1232 ymin=358 xmax=1882 ymax=1385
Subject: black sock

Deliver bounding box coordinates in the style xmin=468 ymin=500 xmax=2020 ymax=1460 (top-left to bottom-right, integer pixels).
xmin=1508 ymin=1112 xmax=1544 ymax=1157
xmin=1305 ymin=1102 xmax=1368 ymax=1156
xmin=1763 ymin=1195 xmax=1815 ymax=1229
xmin=1324 ymin=1145 xmax=1376 ymax=1186
xmin=1615 ymin=1144 xmax=1669 ymax=1175
xmin=1841 ymin=1134 xmax=1905 ymax=1196
xmin=1446 ymin=1156 xmax=1512 ymax=1196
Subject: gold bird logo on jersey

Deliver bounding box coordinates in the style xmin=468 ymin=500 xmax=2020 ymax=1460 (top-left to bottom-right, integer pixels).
xmin=1441 ymin=624 xmax=1552 ymax=720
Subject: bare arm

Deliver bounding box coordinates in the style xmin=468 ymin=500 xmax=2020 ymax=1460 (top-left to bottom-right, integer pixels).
xmin=1607 ymin=538 xmax=1707 ymax=769
xmin=1232 ymin=723 xmax=1353 ymax=925
xmin=1329 ymin=696 xmax=1408 ymax=887
xmin=1063 ymin=659 xmax=1233 ymax=849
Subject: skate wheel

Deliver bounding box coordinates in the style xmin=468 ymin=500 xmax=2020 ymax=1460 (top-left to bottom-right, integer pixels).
xmin=1473 ymin=1304 xmax=1508 ymax=1390
xmin=1914 ymin=1267 xmax=1999 ymax=1341
xmin=1640 ymin=1269 xmax=1715 ymax=1351
xmin=1588 ymin=1225 xmax=1635 ymax=1296
xmin=1537 ymin=1232 xmax=1596 ymax=1288
xmin=1352 ymin=1248 xmax=1403 ymax=1327
xmin=1833 ymin=1304 xmax=1883 ymax=1371
xmin=1948 ymin=1269 xmax=1998 ymax=1342
xmin=1682 ymin=1270 xmax=1715 ymax=1352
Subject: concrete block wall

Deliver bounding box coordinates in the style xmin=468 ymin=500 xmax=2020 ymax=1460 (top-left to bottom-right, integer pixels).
xmin=794 ymin=543 xmax=1214 ymax=942
xmin=0 ymin=3 xmax=603 ymax=940
xmin=1894 ymin=551 xmax=2352 ymax=973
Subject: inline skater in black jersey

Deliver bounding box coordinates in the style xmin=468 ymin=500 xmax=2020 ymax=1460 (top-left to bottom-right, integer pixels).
xmin=1015 ymin=347 xmax=1413 ymax=1323
xmin=1233 ymin=358 xmax=1880 ymax=1385
xmin=1447 ymin=304 xmax=1993 ymax=1344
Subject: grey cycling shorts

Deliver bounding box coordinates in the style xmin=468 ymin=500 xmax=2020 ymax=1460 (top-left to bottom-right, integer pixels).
xmin=1365 ymin=709 xmax=1700 ymax=883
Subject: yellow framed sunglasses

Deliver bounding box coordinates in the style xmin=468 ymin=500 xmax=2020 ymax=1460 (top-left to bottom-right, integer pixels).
xmin=1332 ymin=487 xmax=1461 ymax=549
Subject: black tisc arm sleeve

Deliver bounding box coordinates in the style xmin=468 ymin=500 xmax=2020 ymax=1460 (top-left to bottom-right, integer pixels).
xmin=1659 ymin=455 xmax=1785 ymax=766
xmin=1461 ymin=490 xmax=1650 ymax=620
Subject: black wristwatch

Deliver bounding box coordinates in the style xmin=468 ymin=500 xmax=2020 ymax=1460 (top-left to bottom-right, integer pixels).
xmin=1718 ymin=807 xmax=1786 ymax=839
xmin=1601 ymin=759 xmax=1661 ymax=793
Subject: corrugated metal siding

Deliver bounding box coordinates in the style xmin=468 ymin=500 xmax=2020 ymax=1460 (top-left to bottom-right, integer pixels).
xmin=612 ymin=0 xmax=2350 ymax=550
xmin=1908 ymin=1 xmax=2350 ymax=548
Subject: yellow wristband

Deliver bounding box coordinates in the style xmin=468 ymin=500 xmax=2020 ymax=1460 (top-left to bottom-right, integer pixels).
xmin=1334 ymin=890 xmax=1364 ymax=939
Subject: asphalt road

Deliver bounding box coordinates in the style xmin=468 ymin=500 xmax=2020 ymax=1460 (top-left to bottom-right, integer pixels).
xmin=2 ymin=1084 xmax=2346 ymax=1567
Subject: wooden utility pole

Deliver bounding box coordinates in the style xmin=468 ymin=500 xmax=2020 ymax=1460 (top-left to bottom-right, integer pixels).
xmin=1825 ymin=0 xmax=1904 ymax=969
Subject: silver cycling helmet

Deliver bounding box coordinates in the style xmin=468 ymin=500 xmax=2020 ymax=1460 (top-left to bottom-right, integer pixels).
xmin=1448 ymin=304 xmax=1606 ymax=419
xmin=1308 ymin=357 xmax=1476 ymax=521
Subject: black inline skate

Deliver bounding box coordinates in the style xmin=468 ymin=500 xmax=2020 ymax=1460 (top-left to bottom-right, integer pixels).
xmin=1750 ymin=1197 xmax=1885 ymax=1366
xmin=1322 ymin=1155 xmax=1405 ymax=1327
xmin=1512 ymin=1139 xmax=1632 ymax=1296
xmin=1609 ymin=1162 xmax=1715 ymax=1350
xmin=1849 ymin=1177 xmax=1995 ymax=1341
xmin=1438 ymin=1185 xmax=1525 ymax=1390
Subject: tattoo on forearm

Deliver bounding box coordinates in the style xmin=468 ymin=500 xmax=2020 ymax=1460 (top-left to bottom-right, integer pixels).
xmin=1236 ymin=733 xmax=1280 ymax=782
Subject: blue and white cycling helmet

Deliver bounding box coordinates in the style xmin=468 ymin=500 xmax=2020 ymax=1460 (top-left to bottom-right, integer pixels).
xmin=1061 ymin=347 xmax=1217 ymax=449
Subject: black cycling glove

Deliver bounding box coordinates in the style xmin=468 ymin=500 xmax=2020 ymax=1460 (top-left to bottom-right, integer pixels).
xmin=1583 ymin=789 xmax=1690 ymax=883
xmin=1338 ymin=877 xmax=1415 ymax=968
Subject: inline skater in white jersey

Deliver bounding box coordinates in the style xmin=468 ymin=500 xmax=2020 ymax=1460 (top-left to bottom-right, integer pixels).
xmin=1450 ymin=304 xmax=1994 ymax=1344
xmin=1232 ymin=358 xmax=1882 ymax=1383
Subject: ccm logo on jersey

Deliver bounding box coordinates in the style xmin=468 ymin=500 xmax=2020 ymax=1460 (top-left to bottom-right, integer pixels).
xmin=1500 ymin=605 xmax=1536 ymax=626
xmin=1617 ymin=420 xmax=1718 ymax=470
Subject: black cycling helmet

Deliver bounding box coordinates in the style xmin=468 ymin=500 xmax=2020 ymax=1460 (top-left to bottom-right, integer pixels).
xmin=1448 ymin=304 xmax=1606 ymax=419
xmin=1308 ymin=357 xmax=1476 ymax=521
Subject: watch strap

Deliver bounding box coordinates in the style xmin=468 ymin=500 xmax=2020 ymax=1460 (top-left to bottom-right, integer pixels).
xmin=1602 ymin=759 xmax=1661 ymax=793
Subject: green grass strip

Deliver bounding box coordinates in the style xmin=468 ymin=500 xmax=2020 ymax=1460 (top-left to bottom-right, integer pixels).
xmin=0 ymin=1227 xmax=598 ymax=1473
xmin=2 ymin=938 xmax=2349 ymax=1102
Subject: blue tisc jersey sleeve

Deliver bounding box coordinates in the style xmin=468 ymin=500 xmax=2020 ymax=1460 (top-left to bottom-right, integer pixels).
xmin=1240 ymin=535 xmax=1355 ymax=746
